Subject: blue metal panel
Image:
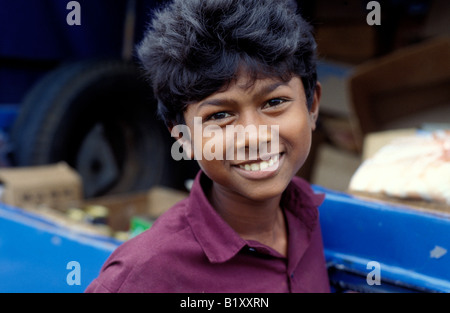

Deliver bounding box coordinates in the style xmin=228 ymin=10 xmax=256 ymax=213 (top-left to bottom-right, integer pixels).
xmin=314 ymin=185 xmax=450 ymax=292
xmin=0 ymin=203 xmax=119 ymax=292
xmin=1 ymin=186 xmax=449 ymax=292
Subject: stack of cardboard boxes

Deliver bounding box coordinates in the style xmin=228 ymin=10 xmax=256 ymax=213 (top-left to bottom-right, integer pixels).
xmin=0 ymin=162 xmax=188 ymax=240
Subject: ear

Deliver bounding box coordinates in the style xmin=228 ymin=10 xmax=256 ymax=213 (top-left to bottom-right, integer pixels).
xmin=168 ymin=123 xmax=195 ymax=160
xmin=309 ymin=82 xmax=321 ymax=131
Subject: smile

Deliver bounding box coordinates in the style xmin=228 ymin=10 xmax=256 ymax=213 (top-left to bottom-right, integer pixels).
xmin=238 ymin=154 xmax=280 ymax=172
xmin=233 ymin=152 xmax=284 ymax=175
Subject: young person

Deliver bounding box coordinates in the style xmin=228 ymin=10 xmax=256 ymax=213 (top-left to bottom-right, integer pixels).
xmin=86 ymin=0 xmax=330 ymax=293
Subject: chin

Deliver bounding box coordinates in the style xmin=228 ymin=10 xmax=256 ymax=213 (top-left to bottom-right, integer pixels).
xmin=238 ymin=177 xmax=291 ymax=202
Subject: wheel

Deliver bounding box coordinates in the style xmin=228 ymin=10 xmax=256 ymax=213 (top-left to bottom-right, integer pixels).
xmin=11 ymin=59 xmax=183 ymax=198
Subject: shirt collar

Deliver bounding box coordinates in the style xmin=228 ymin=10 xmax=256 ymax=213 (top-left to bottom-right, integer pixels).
xmin=186 ymin=171 xmax=247 ymax=263
xmin=185 ymin=170 xmax=325 ymax=264
xmin=281 ymin=175 xmax=325 ymax=233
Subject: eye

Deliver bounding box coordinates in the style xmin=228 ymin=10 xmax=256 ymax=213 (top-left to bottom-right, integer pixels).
xmin=206 ymin=111 xmax=231 ymax=121
xmin=262 ymin=98 xmax=287 ymax=109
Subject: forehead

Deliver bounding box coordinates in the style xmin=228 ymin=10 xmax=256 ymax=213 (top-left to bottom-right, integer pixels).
xmin=228 ymin=66 xmax=293 ymax=91
xmin=210 ymin=73 xmax=303 ymax=102
xmin=181 ymin=70 xmax=305 ymax=123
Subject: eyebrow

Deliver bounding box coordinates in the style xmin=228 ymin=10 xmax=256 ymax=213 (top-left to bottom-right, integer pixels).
xmin=255 ymin=81 xmax=290 ymax=97
xmin=198 ymin=81 xmax=290 ymax=108
xmin=199 ymin=98 xmax=238 ymax=108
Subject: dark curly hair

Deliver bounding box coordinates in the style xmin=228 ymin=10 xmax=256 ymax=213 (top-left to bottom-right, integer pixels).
xmin=137 ymin=0 xmax=318 ymax=126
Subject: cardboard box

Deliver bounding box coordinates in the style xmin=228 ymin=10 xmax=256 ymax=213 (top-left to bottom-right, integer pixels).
xmin=314 ymin=0 xmax=369 ymax=23
xmin=317 ymin=61 xmax=354 ymax=117
xmin=315 ymin=23 xmax=379 ymax=63
xmin=0 ymin=161 xmax=189 ymax=240
xmin=361 ymin=128 xmax=417 ymax=161
xmin=83 ymin=186 xmax=189 ymax=231
xmin=312 ymin=0 xmax=381 ymax=63
xmin=349 ymin=37 xmax=450 ymax=150
xmin=0 ymin=162 xmax=82 ymax=211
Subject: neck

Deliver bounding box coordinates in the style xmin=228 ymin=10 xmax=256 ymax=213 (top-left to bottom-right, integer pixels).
xmin=209 ymin=182 xmax=288 ymax=256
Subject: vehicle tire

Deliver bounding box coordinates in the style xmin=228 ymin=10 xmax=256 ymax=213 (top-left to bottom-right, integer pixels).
xmin=11 ymin=59 xmax=189 ymax=198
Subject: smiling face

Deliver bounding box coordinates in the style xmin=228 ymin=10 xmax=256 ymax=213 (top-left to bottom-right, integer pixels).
xmin=180 ymin=71 xmax=320 ymax=203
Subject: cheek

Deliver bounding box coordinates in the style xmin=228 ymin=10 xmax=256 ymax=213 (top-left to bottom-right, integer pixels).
xmin=279 ymin=113 xmax=313 ymax=157
xmin=195 ymin=155 xmax=230 ymax=190
xmin=197 ymin=127 xmax=227 ymax=161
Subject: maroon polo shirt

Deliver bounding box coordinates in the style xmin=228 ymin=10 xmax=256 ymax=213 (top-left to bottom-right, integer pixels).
xmin=85 ymin=171 xmax=330 ymax=293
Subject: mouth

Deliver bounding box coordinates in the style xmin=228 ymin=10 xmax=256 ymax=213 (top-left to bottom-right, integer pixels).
xmin=232 ymin=153 xmax=284 ymax=173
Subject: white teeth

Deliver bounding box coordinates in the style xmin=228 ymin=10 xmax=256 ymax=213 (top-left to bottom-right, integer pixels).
xmin=260 ymin=161 xmax=269 ymax=170
xmin=250 ymin=163 xmax=259 ymax=171
xmin=238 ymin=154 xmax=280 ymax=171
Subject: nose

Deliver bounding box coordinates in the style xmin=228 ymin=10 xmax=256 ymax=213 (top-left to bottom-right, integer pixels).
xmin=230 ymin=111 xmax=278 ymax=160
xmin=236 ymin=111 xmax=265 ymax=147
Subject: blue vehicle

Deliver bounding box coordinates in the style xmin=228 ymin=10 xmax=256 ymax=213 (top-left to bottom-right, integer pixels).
xmin=1 ymin=0 xmax=448 ymax=293
xmin=0 ymin=0 xmax=435 ymax=197
xmin=0 ymin=0 xmax=199 ymax=199
xmin=1 ymin=185 xmax=449 ymax=293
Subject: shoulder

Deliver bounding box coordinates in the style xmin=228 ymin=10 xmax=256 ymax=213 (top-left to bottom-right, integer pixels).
xmin=86 ymin=198 xmax=199 ymax=292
